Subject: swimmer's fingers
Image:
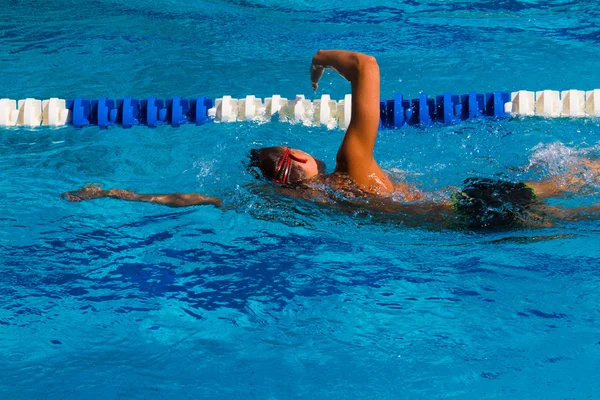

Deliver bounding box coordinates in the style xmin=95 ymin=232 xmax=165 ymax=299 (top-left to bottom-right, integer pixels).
xmin=311 ymin=65 xmax=324 ymax=90
xmin=61 ymin=192 xmax=82 ymax=202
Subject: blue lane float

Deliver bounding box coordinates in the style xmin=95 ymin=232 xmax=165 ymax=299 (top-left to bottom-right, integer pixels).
xmin=92 ymin=98 xmax=117 ymax=129
xmin=2 ymin=90 xmax=600 ymax=129
xmin=461 ymin=92 xmax=485 ymax=119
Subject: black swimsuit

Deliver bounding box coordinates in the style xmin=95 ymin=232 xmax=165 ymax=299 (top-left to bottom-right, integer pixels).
xmin=452 ymin=178 xmax=538 ymax=229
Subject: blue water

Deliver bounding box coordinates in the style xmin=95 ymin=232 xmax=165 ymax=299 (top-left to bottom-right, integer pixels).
xmin=2 ymin=1 xmax=600 ymax=399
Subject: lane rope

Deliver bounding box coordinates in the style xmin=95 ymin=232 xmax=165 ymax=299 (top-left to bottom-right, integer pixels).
xmin=1 ymin=89 xmax=599 ymax=129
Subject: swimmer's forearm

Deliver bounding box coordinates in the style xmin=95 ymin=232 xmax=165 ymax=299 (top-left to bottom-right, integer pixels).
xmin=107 ymin=189 xmax=221 ymax=207
xmin=312 ymin=50 xmax=376 ymax=83
xmin=144 ymin=193 xmax=222 ymax=207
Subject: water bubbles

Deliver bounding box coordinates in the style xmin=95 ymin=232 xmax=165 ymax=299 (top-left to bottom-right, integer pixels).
xmin=526 ymin=141 xmax=600 ymax=195
xmin=193 ymin=159 xmax=215 ymax=179
xmin=527 ymin=142 xmax=581 ymax=174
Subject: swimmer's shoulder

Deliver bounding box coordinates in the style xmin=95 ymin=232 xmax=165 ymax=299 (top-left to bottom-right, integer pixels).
xmin=317 ymin=171 xmax=418 ymax=199
xmin=391 ymin=179 xmax=424 ymax=202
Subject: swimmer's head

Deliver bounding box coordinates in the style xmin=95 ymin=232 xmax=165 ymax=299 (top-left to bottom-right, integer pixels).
xmin=249 ymin=146 xmax=326 ymax=185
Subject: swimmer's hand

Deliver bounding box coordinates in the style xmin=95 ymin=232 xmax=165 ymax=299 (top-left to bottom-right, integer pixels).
xmin=62 ymin=186 xmax=108 ymax=201
xmin=311 ymin=49 xmax=366 ymax=89
xmin=311 ymin=64 xmax=324 ymax=90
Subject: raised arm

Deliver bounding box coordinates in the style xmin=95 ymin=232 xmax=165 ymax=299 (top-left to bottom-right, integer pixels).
xmin=62 ymin=186 xmax=222 ymax=207
xmin=311 ymin=50 xmax=393 ymax=194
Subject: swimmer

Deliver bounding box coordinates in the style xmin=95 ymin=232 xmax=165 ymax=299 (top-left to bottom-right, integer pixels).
xmin=249 ymin=50 xmax=600 ymax=229
xmin=63 ymin=49 xmax=600 ymax=228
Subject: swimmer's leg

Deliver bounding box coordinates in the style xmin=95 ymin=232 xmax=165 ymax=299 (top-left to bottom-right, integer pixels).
xmin=62 ymin=186 xmax=221 ymax=207
xmin=533 ymin=203 xmax=600 ymax=222
xmin=525 ymin=157 xmax=600 ymax=199
xmin=526 ymin=176 xmax=594 ymax=199
xmin=524 ymin=180 xmax=565 ymax=199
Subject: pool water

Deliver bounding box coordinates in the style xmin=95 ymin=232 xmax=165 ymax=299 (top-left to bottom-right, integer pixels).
xmin=2 ymin=1 xmax=600 ymax=398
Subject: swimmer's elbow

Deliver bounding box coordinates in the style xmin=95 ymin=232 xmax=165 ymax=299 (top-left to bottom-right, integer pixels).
xmin=161 ymin=194 xmax=222 ymax=207
xmin=356 ymin=54 xmax=378 ymax=73
xmin=357 ymin=54 xmax=377 ymax=66
xmin=346 ymin=54 xmax=378 ymax=85
xmin=180 ymin=195 xmax=222 ymax=207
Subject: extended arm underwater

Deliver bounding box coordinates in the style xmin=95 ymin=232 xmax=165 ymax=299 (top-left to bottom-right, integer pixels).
xmin=62 ymin=186 xmax=222 ymax=208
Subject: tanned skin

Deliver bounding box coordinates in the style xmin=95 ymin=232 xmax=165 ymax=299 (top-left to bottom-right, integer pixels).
xmin=312 ymin=50 xmax=396 ymax=194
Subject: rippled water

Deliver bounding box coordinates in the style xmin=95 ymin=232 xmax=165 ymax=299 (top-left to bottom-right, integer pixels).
xmin=2 ymin=1 xmax=600 ymax=399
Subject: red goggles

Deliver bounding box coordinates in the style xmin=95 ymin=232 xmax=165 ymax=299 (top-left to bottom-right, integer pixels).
xmin=273 ymin=147 xmax=308 ymax=185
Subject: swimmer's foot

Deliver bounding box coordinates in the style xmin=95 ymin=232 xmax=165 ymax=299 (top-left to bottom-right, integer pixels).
xmin=62 ymin=186 xmax=109 ymax=202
